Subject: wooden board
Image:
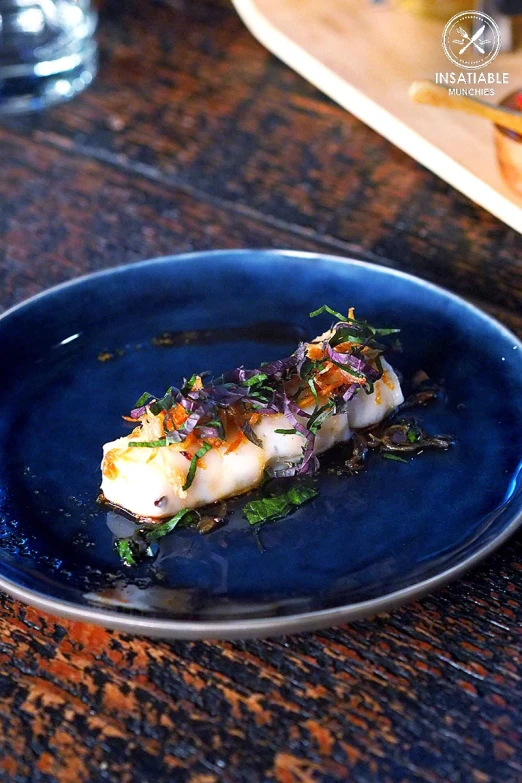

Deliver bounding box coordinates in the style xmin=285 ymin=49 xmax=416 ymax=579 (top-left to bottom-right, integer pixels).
xmin=232 ymin=0 xmax=522 ymax=233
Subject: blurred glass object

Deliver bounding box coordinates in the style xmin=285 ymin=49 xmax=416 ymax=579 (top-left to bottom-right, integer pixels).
xmin=389 ymin=0 xmax=471 ymax=18
xmin=0 ymin=0 xmax=97 ymax=114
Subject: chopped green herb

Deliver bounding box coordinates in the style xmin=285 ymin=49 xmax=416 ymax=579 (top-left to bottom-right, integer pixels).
xmin=152 ymin=387 xmax=175 ymax=414
xmin=183 ymin=374 xmax=200 ymax=392
xmin=407 ymin=428 xmax=418 ymax=443
xmin=286 ymin=486 xmax=318 ymax=505
xmin=274 ymin=428 xmax=297 ymax=435
xmin=182 ymin=442 xmax=212 ymax=491
xmin=128 ymin=438 xmax=167 ymax=448
xmin=116 ymin=538 xmax=138 ymax=566
xmin=297 ymin=357 xmax=320 ymax=381
xmin=308 ymin=377 xmax=319 ymax=406
xmin=373 ymin=328 xmax=401 ymax=336
xmin=328 ymin=357 xmax=365 ymax=379
xmin=242 ymin=373 xmax=268 ymax=387
xmin=310 ymin=304 xmax=346 ymax=321
xmin=243 ymin=485 xmax=318 ymax=526
xmin=382 ymin=453 xmax=409 ymax=463
xmin=248 ymin=387 xmax=274 ymax=399
xmin=146 ymin=508 xmax=199 ymax=541
xmin=330 ymin=326 xmax=364 ymax=346
xmin=308 ymin=401 xmax=334 ymax=434
xmin=134 ymin=391 xmax=154 ymax=407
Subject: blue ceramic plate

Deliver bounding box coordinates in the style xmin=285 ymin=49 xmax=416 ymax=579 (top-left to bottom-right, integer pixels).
xmin=1 ymin=250 xmax=522 ymax=639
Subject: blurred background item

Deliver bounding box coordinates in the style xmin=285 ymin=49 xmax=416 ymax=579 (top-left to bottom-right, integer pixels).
xmin=0 ymin=0 xmax=97 ymax=114
xmin=388 ymin=0 xmax=522 ymax=50
xmin=495 ymin=89 xmax=522 ymax=197
xmin=388 ymin=0 xmax=472 ymax=19
xmin=478 ymin=0 xmax=522 ymax=50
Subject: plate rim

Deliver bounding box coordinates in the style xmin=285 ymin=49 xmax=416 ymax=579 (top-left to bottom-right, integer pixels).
xmin=2 ymin=247 xmax=522 ymax=639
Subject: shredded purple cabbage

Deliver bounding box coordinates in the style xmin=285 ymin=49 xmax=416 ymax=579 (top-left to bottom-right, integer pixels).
xmin=326 ymin=343 xmax=380 ymax=379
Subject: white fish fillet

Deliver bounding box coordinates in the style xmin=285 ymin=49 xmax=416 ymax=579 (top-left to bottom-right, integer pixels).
xmin=101 ymin=348 xmax=403 ymax=518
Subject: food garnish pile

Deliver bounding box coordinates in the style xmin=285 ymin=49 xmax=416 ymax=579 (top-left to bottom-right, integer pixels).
xmin=100 ymin=306 xmax=453 ymax=566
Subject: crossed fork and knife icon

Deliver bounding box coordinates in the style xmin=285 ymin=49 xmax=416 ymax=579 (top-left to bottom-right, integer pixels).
xmin=453 ymin=25 xmax=491 ymax=55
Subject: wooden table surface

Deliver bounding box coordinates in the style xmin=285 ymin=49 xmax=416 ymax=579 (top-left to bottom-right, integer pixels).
xmin=0 ymin=1 xmax=521 ymax=780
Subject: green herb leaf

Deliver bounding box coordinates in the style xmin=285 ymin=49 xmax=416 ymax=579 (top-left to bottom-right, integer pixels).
xmin=328 ymin=357 xmax=365 ymax=379
xmin=373 ymin=328 xmax=401 ymax=336
xmin=116 ymin=539 xmax=138 ymax=566
xmin=330 ymin=327 xmax=366 ymax=346
xmin=274 ymin=428 xmax=297 ymax=435
xmin=128 ymin=438 xmax=167 ymax=448
xmin=243 ymin=485 xmax=318 ymax=526
xmin=134 ymin=391 xmax=154 ymax=407
xmin=308 ymin=377 xmax=319 ymax=406
xmin=183 ymin=374 xmax=200 ymax=392
xmin=382 ymin=453 xmax=409 ymax=463
xmin=182 ymin=442 xmax=212 ymax=491
xmin=242 ymin=373 xmax=268 ymax=387
xmin=298 ymin=357 xmax=321 ymax=381
xmin=286 ymin=486 xmax=318 ymax=505
xmin=146 ymin=508 xmax=200 ymax=541
xmin=309 ymin=304 xmax=345 ymax=321
xmin=308 ymin=401 xmax=334 ymax=434
xmin=407 ymin=428 xmax=418 ymax=443
xmin=150 ymin=386 xmax=175 ymax=415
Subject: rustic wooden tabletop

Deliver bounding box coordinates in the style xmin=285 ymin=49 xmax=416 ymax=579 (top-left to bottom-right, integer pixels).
xmin=0 ymin=1 xmax=521 ymax=781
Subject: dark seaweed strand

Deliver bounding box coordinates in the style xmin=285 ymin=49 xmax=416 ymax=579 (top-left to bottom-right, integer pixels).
xmin=340 ymin=412 xmax=454 ymax=476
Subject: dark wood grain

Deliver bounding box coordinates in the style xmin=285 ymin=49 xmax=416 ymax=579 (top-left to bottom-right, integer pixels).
xmin=5 ymin=0 xmax=522 ymax=311
xmin=0 ymin=1 xmax=521 ymax=781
